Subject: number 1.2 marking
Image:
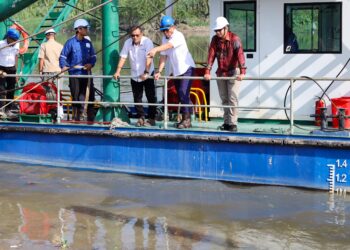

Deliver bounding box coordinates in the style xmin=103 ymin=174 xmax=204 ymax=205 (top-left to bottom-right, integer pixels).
xmin=336 ymin=173 xmax=347 ymax=183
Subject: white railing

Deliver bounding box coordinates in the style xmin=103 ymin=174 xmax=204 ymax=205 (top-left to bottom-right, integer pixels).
xmin=2 ymin=74 xmax=350 ymax=134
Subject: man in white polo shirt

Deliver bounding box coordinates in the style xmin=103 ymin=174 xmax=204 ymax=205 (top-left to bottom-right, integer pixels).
xmin=113 ymin=25 xmax=156 ymax=127
xmin=147 ymin=15 xmax=195 ymax=129
xmin=0 ymin=28 xmax=20 ymax=113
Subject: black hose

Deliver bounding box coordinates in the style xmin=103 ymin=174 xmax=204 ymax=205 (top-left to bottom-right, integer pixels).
xmin=283 ymin=75 xmax=349 ymax=132
xmin=320 ymin=57 xmax=350 ymax=100
xmin=283 ymin=80 xmax=312 ymax=131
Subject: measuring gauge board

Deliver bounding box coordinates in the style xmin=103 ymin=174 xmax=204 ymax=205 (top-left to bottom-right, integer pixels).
xmin=328 ymin=159 xmax=349 ymax=194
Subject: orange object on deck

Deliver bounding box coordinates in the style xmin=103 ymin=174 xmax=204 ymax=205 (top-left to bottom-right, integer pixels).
xmin=331 ymin=97 xmax=350 ymax=128
xmin=167 ymin=68 xmax=210 ymax=115
xmin=10 ymin=23 xmax=29 ymax=55
xmin=315 ymin=99 xmax=325 ymax=126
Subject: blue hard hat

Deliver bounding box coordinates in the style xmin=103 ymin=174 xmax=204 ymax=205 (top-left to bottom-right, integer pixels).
xmin=6 ymin=28 xmax=20 ymax=40
xmin=160 ymin=15 xmax=175 ymax=31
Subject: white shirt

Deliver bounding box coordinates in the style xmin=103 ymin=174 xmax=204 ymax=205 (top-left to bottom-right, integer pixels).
xmin=160 ymin=29 xmax=195 ymax=76
xmin=0 ymin=39 xmax=20 ymax=67
xmin=120 ymin=36 xmax=154 ymax=82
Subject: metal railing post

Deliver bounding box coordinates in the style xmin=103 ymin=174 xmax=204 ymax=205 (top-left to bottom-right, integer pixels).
xmin=290 ymin=78 xmax=294 ymax=134
xmin=8 ymin=73 xmax=350 ymax=133
xmin=163 ymin=77 xmax=168 ymax=129
xmin=57 ymin=78 xmax=61 ymax=124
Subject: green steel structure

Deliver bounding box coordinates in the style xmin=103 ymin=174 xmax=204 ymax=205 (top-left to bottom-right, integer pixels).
xmin=16 ymin=0 xmax=78 ymax=86
xmin=0 ymin=0 xmax=78 ymax=90
xmin=96 ymin=0 xmax=128 ymax=122
xmin=0 ymin=0 xmax=37 ymax=22
xmin=0 ymin=0 xmax=125 ymax=122
xmin=0 ymin=0 xmax=38 ymax=39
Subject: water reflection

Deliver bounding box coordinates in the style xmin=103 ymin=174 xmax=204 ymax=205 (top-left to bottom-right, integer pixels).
xmin=0 ymin=203 xmax=232 ymax=249
xmin=0 ymin=163 xmax=349 ymax=249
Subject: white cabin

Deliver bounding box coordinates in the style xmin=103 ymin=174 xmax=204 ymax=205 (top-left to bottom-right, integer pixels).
xmin=209 ymin=0 xmax=350 ymax=121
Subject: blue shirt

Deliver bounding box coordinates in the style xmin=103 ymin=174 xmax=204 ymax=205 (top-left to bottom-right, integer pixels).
xmin=59 ymin=36 xmax=96 ymax=75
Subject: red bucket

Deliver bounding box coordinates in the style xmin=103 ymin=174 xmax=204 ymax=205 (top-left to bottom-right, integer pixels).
xmin=331 ymin=97 xmax=350 ymax=128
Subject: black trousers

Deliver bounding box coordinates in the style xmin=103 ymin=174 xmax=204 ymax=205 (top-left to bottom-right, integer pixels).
xmin=131 ymin=77 xmax=157 ymax=119
xmin=69 ymin=77 xmax=95 ymax=121
xmin=0 ymin=66 xmax=16 ymax=110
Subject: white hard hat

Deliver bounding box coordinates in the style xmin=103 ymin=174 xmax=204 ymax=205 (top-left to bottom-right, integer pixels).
xmin=213 ymin=16 xmax=229 ymax=30
xmin=45 ymin=28 xmax=56 ymax=35
xmin=74 ymin=19 xmax=89 ymax=29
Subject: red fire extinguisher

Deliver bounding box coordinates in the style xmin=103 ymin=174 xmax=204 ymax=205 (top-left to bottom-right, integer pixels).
xmin=315 ymin=99 xmax=325 ymax=126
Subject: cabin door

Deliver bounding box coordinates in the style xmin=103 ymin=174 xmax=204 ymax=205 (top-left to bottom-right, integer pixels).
xmin=224 ymin=1 xmax=260 ymax=117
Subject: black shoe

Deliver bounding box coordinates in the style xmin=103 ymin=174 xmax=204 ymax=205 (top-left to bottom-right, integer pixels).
xmin=227 ymin=124 xmax=237 ymax=132
xmin=219 ymin=123 xmax=229 ymax=131
xmin=177 ymin=119 xmax=191 ymax=129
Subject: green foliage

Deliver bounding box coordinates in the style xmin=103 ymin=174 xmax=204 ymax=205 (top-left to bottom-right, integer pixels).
xmin=120 ymin=0 xmax=209 ymax=28
xmin=12 ymin=1 xmax=51 ymax=33
xmin=173 ymin=0 xmax=209 ymax=25
xmin=292 ymin=9 xmax=319 ymax=50
xmin=11 ymin=0 xmax=209 ymax=32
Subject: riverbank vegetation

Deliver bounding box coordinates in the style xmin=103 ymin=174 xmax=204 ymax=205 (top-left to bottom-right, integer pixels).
xmin=13 ymin=0 xmax=209 ymax=33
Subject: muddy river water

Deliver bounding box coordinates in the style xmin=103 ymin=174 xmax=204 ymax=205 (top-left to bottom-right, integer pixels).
xmin=0 ymin=162 xmax=349 ymax=249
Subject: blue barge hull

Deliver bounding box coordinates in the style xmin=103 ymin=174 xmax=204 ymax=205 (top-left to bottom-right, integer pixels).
xmin=0 ymin=123 xmax=349 ymax=192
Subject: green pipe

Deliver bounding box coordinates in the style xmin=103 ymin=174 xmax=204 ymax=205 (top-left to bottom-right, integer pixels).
xmin=0 ymin=22 xmax=6 ymax=39
xmin=0 ymin=0 xmax=38 ymax=38
xmin=0 ymin=0 xmax=38 ymax=22
xmin=96 ymin=0 xmax=128 ymax=122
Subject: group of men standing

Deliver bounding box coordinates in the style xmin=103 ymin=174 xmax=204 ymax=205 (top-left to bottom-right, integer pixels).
xmin=114 ymin=15 xmax=246 ymax=131
xmin=0 ymin=15 xmax=246 ymax=131
xmin=0 ymin=18 xmax=96 ymax=122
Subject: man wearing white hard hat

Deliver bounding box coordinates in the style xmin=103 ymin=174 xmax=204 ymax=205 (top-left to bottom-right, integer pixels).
xmin=38 ymin=28 xmax=63 ymax=82
xmin=59 ymin=19 xmax=97 ymax=122
xmin=204 ymin=16 xmax=246 ymax=132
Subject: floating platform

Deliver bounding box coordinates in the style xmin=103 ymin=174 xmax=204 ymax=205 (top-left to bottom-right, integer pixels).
xmin=0 ymin=120 xmax=349 ymax=193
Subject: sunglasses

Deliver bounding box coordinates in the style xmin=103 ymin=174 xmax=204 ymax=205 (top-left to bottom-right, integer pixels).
xmin=131 ymin=34 xmax=141 ymax=38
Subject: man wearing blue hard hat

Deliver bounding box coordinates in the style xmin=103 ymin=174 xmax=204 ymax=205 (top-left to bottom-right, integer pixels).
xmin=59 ymin=19 xmax=97 ymax=123
xmin=147 ymin=15 xmax=195 ymax=129
xmin=0 ymin=28 xmax=20 ymax=114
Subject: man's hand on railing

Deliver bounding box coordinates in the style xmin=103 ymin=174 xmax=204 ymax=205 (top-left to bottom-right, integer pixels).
xmin=204 ymin=74 xmax=211 ymax=81
xmin=0 ymin=70 xmax=7 ymax=78
xmin=236 ymin=74 xmax=245 ymax=81
xmin=140 ymin=73 xmax=149 ymax=81
xmin=113 ymin=72 xmax=120 ymax=80
xmin=154 ymin=71 xmax=161 ymax=80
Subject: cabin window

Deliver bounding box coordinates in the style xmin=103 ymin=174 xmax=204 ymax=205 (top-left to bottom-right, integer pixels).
xmin=224 ymin=1 xmax=256 ymax=52
xmin=284 ymin=2 xmax=341 ymax=53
